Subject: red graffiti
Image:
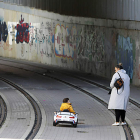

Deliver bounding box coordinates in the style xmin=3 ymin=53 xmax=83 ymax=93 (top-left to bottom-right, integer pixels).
xmin=16 ymin=15 xmax=29 ymax=44
xmin=57 ymin=36 xmax=60 ymax=44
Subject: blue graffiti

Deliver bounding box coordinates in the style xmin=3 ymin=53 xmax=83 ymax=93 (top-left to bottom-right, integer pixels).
xmin=52 ymin=35 xmax=54 ymax=43
xmin=55 ymin=47 xmax=59 ymax=55
xmin=116 ymin=35 xmax=134 ymax=79
xmin=0 ymin=20 xmax=8 ymax=42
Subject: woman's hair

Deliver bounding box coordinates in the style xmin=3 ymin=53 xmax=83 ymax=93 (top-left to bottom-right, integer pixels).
xmin=115 ymin=63 xmax=123 ymax=69
xmin=63 ymin=98 xmax=69 ymax=103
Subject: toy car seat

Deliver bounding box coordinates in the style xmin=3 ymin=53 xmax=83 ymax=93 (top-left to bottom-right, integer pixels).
xmin=63 ymin=109 xmax=69 ymax=112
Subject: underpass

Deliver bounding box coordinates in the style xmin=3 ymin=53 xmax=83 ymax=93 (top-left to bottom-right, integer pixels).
xmin=0 ymin=1 xmax=140 ymax=140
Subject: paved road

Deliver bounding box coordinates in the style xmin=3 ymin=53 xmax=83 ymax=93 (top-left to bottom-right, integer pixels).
xmin=1 ymin=57 xmax=140 ymax=140
xmin=0 ymin=62 xmax=124 ymax=140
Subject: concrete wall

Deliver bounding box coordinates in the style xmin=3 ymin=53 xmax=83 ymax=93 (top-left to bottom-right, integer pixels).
xmin=0 ymin=2 xmax=140 ymax=86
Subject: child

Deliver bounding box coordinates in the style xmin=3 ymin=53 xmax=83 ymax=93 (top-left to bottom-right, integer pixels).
xmin=60 ymin=98 xmax=75 ymax=114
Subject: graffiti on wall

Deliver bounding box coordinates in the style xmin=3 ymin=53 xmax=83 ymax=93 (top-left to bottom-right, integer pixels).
xmin=76 ymin=25 xmax=105 ymax=73
xmin=2 ymin=13 xmax=139 ymax=83
xmin=16 ymin=15 xmax=29 ymax=44
xmin=77 ymin=27 xmax=84 ymax=58
xmin=0 ymin=21 xmax=8 ymax=42
xmin=116 ymin=35 xmax=135 ymax=79
xmin=8 ymin=19 xmax=53 ymax=59
xmin=8 ymin=22 xmax=17 ymax=45
xmin=87 ymin=26 xmax=104 ymax=62
xmin=29 ymin=21 xmax=53 ymax=58
xmin=8 ymin=15 xmax=29 ymax=45
xmin=29 ymin=24 xmax=34 ymax=47
xmin=38 ymin=21 xmax=52 ymax=57
xmin=0 ymin=20 xmax=11 ymax=51
xmin=54 ymin=23 xmax=76 ymax=60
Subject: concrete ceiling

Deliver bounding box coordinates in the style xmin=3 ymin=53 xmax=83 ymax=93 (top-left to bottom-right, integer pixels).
xmin=1 ymin=0 xmax=140 ymax=21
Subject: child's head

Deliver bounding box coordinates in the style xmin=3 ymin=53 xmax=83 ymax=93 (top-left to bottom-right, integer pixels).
xmin=63 ymin=98 xmax=69 ymax=103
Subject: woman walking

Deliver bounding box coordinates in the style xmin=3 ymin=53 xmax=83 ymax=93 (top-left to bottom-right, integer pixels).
xmin=108 ymin=63 xmax=130 ymax=126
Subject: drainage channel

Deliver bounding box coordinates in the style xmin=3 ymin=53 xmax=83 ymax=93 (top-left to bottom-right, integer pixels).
xmin=0 ymin=95 xmax=7 ymax=129
xmin=0 ymin=77 xmax=42 ymax=140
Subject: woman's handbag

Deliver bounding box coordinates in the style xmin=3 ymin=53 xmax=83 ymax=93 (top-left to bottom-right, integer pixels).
xmin=114 ymin=72 xmax=124 ymax=94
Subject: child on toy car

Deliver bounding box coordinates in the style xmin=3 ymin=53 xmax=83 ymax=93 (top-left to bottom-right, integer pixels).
xmin=60 ymin=98 xmax=75 ymax=114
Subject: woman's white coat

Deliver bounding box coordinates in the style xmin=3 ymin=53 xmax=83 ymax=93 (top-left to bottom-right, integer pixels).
xmin=108 ymin=69 xmax=130 ymax=111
